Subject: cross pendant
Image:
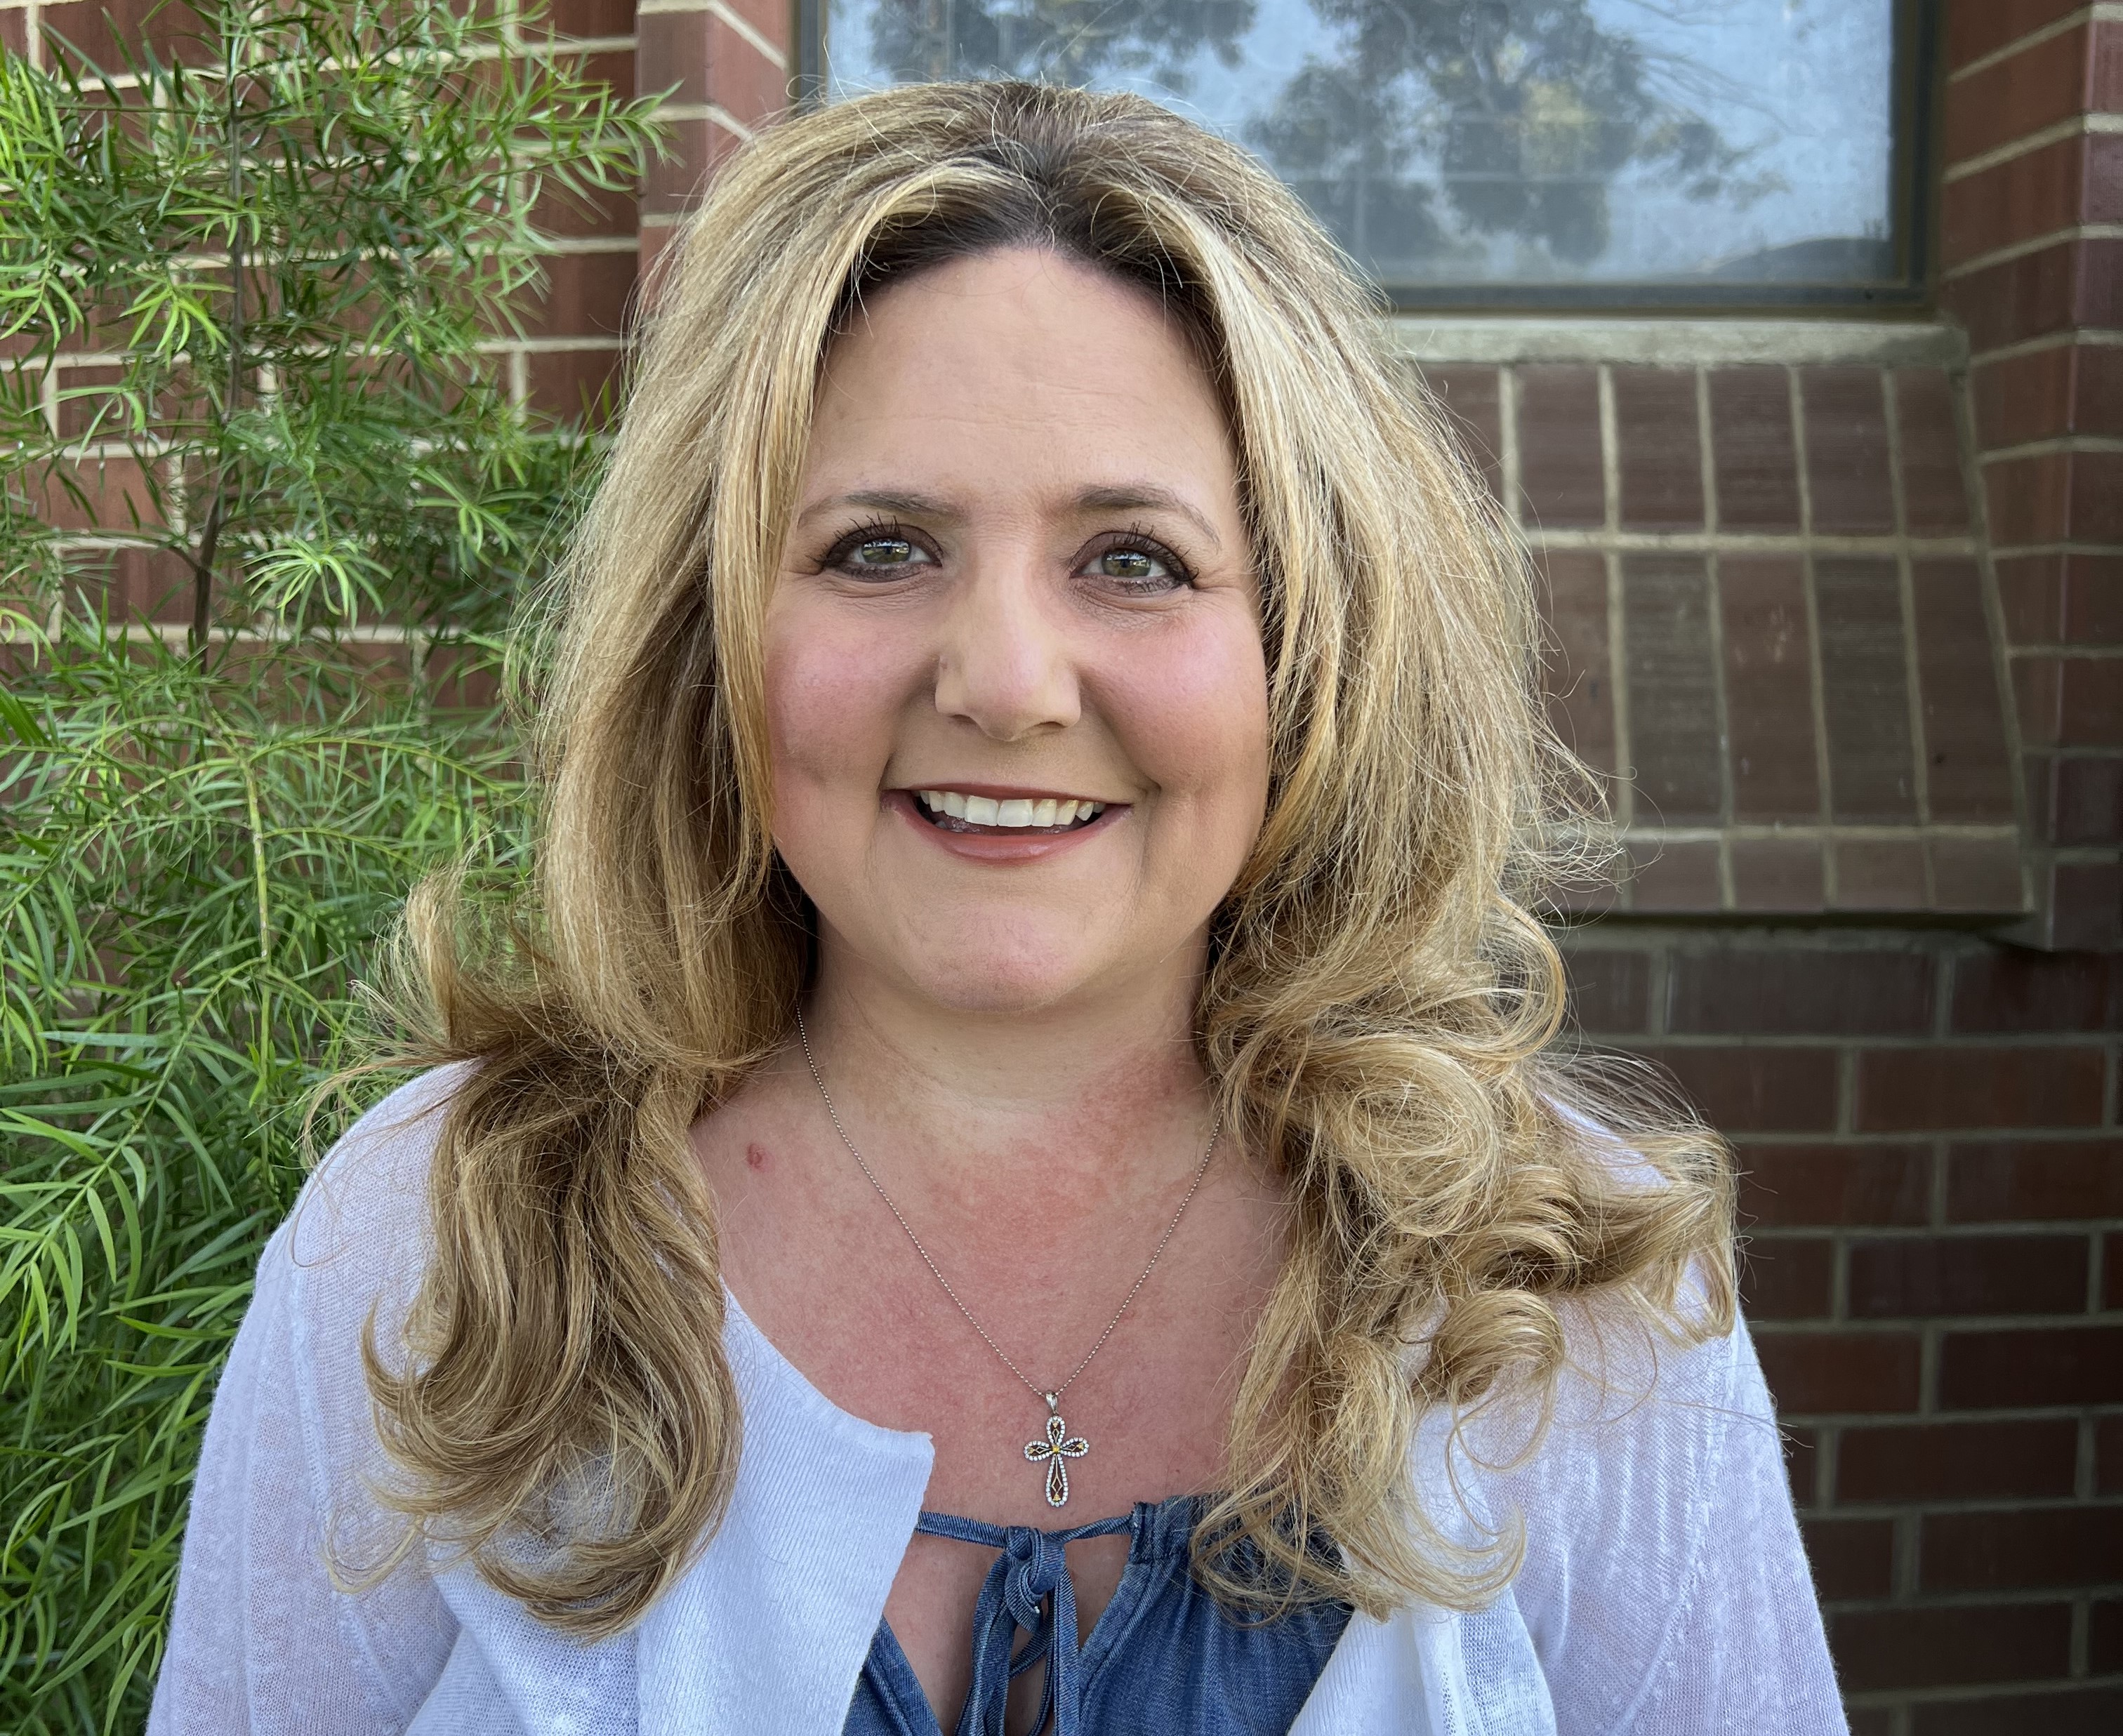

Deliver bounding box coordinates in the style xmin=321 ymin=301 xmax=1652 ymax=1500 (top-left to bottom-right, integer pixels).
xmin=1023 ymin=1393 xmax=1090 ymax=1508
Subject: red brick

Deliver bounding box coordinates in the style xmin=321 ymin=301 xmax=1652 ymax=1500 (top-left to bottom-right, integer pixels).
xmin=1945 ymin=0 xmax=2084 ymax=72
xmin=1709 ymin=367 xmax=1801 ymax=531
xmin=1921 ymin=1504 xmax=2123 ymax=1591
xmin=1803 ymin=369 xmax=1896 ymax=534
xmin=531 ymin=178 xmax=638 ymax=242
xmin=1951 ymin=239 xmax=2123 ymax=355
xmin=1735 ymin=1143 xmax=1930 ymax=1228
xmin=1897 ymin=371 xmax=1971 ymax=534
xmin=1985 ymin=448 xmax=2075 ymax=545
xmin=1995 ymin=552 xmax=2123 ymax=647
xmin=1799 ymin=1515 xmax=1893 ymax=1601
xmin=1643 ymin=1046 xmax=1839 ymax=1133
xmin=548 ymin=0 xmax=635 ymax=38
xmin=1425 ymin=365 xmax=1503 ymax=502
xmin=2101 ymin=1417 xmax=2123 ymax=1493
xmin=1929 ymin=837 xmax=2028 ymax=915
xmin=637 ymin=8 xmax=715 ymax=105
xmin=1741 ymin=1235 xmax=1834 ymax=1320
xmin=1848 ymin=1712 xmax=1891 ymax=1736
xmin=1516 ymin=366 xmax=1604 ymax=529
xmin=1622 ymin=556 xmax=1722 ymax=824
xmin=2060 ymin=651 xmax=2123 ymax=744
xmin=1830 ymin=1602 xmax=2071 ymax=1692
xmin=1950 ymin=950 xmax=2123 ymax=1032
xmin=1973 ymin=344 xmax=2078 ymax=449
xmin=717 ymin=0 xmax=792 ymax=52
xmin=1755 ymin=1329 xmax=1921 ymax=1414
xmin=1728 ymin=840 xmax=1826 ymax=912
xmin=1943 ymin=134 xmax=2088 ymax=269
xmin=2017 ymin=655 xmax=2065 ymax=748
xmin=2098 ymin=1599 xmax=2123 ymax=1674
xmin=1912 ymin=1685 xmax=2123 ymax=1736
xmin=1538 ymin=550 xmax=1613 ymax=774
xmin=642 ymin=114 xmax=744 ymax=216
xmin=1816 ymin=558 xmax=1917 ymax=822
xmin=1837 ymin=1418 xmax=2080 ymax=1502
xmin=2108 ymin=1231 xmax=2122 ymax=1308
xmin=1834 ymin=840 xmax=1930 ymax=910
xmin=524 ymin=251 xmax=637 ymax=340
xmin=1913 ymin=559 xmax=2016 ymax=824
xmin=2047 ymin=859 xmax=2123 ymax=951
xmin=1562 ymin=948 xmax=1651 ymax=1033
xmin=1939 ymin=1323 xmax=2123 ymax=1405
xmin=1945 ymin=25 xmax=2099 ymax=168
xmin=1854 ymin=1047 xmax=2106 ymax=1132
xmin=1667 ymin=948 xmax=1933 ymax=1038
xmin=1624 ymin=840 xmax=1720 ymax=911
xmin=1721 ymin=557 xmax=1820 ymax=823
xmin=1613 ymin=368 xmax=1702 ymax=530
xmin=707 ymin=14 xmax=792 ymax=128
xmin=2049 ymin=753 xmax=2123 ymax=844
xmin=41 ymin=0 xmax=206 ymax=71
xmin=1846 ymin=1233 xmax=2089 ymax=1318
xmin=527 ymin=346 xmax=627 ymax=425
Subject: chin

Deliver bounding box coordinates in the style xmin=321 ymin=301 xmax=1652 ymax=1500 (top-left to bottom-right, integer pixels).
xmin=890 ymin=925 xmax=1109 ymax=1015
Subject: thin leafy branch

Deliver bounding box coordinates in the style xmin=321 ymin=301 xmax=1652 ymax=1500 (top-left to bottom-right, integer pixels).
xmin=0 ymin=3 xmax=661 ymax=1726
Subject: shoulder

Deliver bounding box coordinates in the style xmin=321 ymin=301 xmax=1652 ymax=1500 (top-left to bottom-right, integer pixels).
xmin=279 ymin=1063 xmax=468 ymax=1340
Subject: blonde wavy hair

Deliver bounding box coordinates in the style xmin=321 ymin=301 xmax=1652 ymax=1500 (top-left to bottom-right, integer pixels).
xmin=368 ymin=79 xmax=1735 ymax=1638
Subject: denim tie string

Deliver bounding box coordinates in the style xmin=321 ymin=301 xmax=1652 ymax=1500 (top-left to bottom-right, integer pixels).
xmin=913 ymin=1508 xmax=1134 ymax=1736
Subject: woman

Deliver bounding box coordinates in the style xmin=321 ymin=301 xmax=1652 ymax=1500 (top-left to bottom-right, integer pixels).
xmin=151 ymin=81 xmax=1841 ymax=1735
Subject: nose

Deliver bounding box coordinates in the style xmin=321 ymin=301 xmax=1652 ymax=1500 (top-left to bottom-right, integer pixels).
xmin=931 ymin=555 xmax=1081 ymax=741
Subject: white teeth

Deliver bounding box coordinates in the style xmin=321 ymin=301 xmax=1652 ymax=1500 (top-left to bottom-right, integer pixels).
xmin=914 ymin=790 xmax=1109 ymax=828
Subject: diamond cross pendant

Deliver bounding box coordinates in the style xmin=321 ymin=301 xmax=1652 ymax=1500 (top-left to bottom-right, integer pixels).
xmin=1024 ymin=1393 xmax=1090 ymax=1508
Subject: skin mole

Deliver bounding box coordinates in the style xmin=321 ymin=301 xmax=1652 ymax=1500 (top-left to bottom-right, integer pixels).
xmin=745 ymin=1143 xmax=772 ymax=1172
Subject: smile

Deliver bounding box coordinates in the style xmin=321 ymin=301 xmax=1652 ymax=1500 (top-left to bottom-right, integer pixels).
xmin=913 ymin=788 xmax=1109 ymax=834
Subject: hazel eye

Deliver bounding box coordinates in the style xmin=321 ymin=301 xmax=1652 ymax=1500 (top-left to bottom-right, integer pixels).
xmin=852 ymin=536 xmax=918 ymax=567
xmin=1094 ymin=549 xmax=1160 ymax=581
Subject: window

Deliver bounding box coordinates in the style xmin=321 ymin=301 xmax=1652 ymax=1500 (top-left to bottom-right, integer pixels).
xmin=801 ymin=0 xmax=1931 ymax=310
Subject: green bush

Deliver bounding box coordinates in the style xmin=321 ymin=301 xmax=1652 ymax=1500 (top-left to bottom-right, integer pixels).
xmin=0 ymin=4 xmax=661 ymax=1725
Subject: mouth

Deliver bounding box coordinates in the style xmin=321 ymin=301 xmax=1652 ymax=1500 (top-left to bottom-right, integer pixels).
xmin=907 ymin=787 xmax=1116 ymax=836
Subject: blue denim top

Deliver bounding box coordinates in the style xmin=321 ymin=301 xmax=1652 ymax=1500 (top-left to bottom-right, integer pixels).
xmin=842 ymin=1494 xmax=1352 ymax=1736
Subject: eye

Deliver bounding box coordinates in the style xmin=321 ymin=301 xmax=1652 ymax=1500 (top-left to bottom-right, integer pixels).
xmin=1078 ymin=535 xmax=1190 ymax=593
xmin=822 ymin=524 xmax=936 ymax=578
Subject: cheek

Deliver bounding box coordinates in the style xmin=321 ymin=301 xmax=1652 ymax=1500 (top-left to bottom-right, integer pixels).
xmin=1106 ymin=618 xmax=1271 ymax=812
xmin=762 ymin=598 xmax=906 ymax=799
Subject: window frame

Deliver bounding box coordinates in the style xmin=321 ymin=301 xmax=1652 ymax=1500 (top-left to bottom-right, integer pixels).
xmin=793 ymin=0 xmax=1938 ymax=315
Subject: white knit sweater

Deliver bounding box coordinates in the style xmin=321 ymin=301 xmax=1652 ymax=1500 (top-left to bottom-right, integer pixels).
xmin=147 ymin=1071 xmax=1846 ymax=1735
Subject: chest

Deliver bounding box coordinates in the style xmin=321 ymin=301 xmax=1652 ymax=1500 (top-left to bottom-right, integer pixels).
xmin=701 ymin=1121 xmax=1286 ymax=1732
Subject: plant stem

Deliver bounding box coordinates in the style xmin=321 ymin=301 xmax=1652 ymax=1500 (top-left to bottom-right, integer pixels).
xmin=193 ymin=73 xmax=246 ymax=665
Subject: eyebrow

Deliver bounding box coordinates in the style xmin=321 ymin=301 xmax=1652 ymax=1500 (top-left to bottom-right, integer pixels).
xmin=795 ymin=482 xmax=1224 ymax=549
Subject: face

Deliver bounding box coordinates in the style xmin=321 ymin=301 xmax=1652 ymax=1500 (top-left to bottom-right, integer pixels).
xmin=765 ymin=246 xmax=1270 ymax=1016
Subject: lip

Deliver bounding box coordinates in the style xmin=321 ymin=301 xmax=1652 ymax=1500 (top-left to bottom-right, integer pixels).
xmin=882 ymin=788 xmax=1126 ymax=863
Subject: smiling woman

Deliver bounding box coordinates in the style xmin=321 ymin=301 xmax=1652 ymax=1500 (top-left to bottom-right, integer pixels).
xmin=150 ymin=81 xmax=1843 ymax=1736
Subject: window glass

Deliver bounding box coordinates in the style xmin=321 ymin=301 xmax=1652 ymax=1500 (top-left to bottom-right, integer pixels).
xmin=821 ymin=1 xmax=1905 ymax=302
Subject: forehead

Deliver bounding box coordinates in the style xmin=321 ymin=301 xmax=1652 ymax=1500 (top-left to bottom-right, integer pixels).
xmin=805 ymin=247 xmax=1236 ymax=498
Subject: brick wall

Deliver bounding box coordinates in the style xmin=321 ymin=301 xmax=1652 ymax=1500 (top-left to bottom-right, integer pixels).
xmin=1941 ymin=0 xmax=2123 ymax=953
xmin=1566 ymin=927 xmax=2122 ymax=1731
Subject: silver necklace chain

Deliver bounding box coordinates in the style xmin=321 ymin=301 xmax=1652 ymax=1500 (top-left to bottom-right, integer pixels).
xmin=793 ymin=1007 xmax=1222 ymax=1412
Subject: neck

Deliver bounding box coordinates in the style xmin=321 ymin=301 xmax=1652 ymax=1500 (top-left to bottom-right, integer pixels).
xmin=788 ymin=933 xmax=1220 ymax=1228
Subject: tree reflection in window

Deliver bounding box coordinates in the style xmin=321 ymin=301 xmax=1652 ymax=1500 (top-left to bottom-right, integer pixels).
xmin=829 ymin=0 xmax=1898 ymax=295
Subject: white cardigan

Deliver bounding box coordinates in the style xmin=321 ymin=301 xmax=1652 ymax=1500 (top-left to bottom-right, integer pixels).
xmin=148 ymin=1071 xmax=1846 ymax=1735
